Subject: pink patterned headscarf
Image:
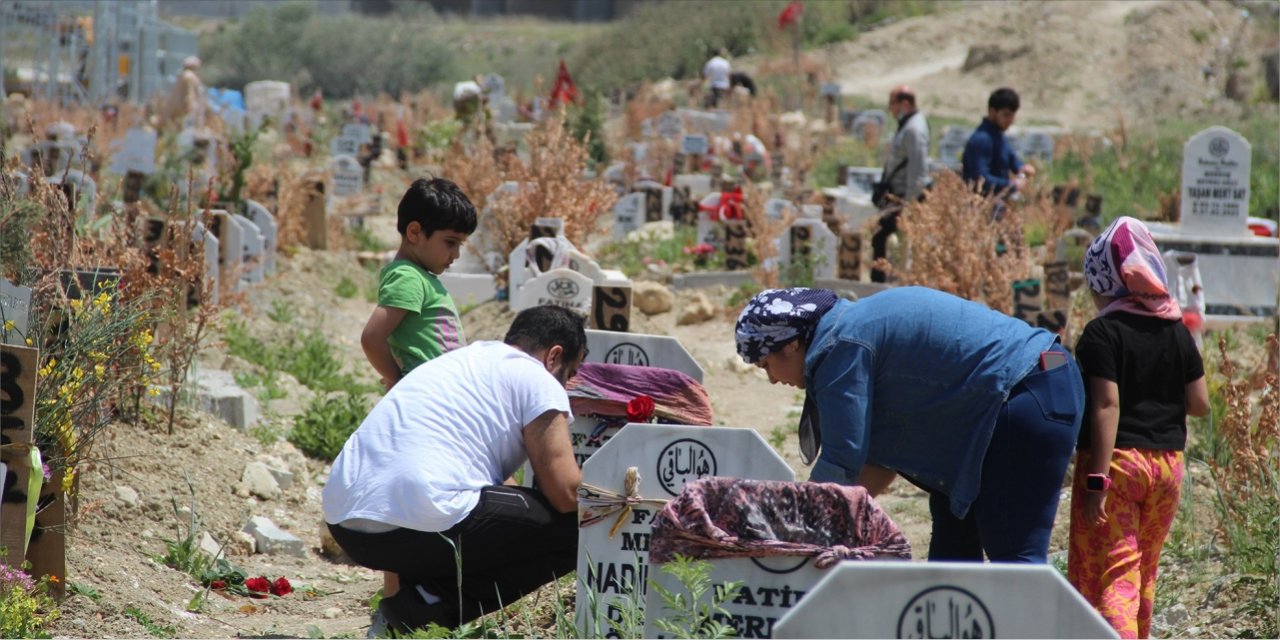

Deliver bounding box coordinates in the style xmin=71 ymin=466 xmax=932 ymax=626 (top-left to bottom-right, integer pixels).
xmin=1084 ymin=216 xmax=1182 ymax=321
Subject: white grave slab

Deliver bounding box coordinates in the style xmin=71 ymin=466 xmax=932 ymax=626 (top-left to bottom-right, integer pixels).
xmin=646 ymin=556 xmax=829 ymax=639
xmin=221 ymin=107 xmax=247 ymax=137
xmin=585 ymin=329 xmax=704 ymax=382
xmin=209 ymin=211 xmax=244 ymax=294
xmin=191 ymin=223 xmax=220 ymax=306
xmin=341 ymin=123 xmax=371 ymax=142
xmin=773 ymin=562 xmax=1117 ymax=639
xmin=511 ymin=268 xmax=592 ymax=316
xmin=577 ymin=424 xmax=794 ymax=635
xmin=675 ymin=174 xmax=714 ymax=200
xmin=1 ymin=279 xmax=32 ymax=346
xmin=765 ymin=198 xmax=797 ymax=220
xmin=613 ymin=192 xmax=645 ymax=240
xmin=851 ymin=110 xmax=889 ymax=139
xmin=330 ymin=136 xmax=362 ymax=158
xmin=330 ymin=155 xmax=364 ymax=197
xmin=234 ymin=214 xmax=266 ymax=284
xmin=844 ymin=167 xmax=881 ymax=196
xmin=108 ymin=128 xmax=157 ymax=175
xmin=22 ymin=141 xmax=79 ymax=175
xmin=1020 ymin=130 xmax=1055 ymax=164
xmin=657 ymin=112 xmax=684 ymax=138
xmin=1180 ymin=126 xmax=1251 ymax=237
xmin=244 ymin=80 xmax=291 ymax=125
xmin=682 ymin=134 xmax=710 ymax=156
xmin=1148 ymin=225 xmax=1278 ymax=321
xmin=437 ymin=271 xmax=498 ymax=307
xmin=777 ymin=219 xmax=838 ymax=280
xmin=936 ymin=126 xmax=970 ymax=170
xmin=245 ymin=200 xmax=279 ymax=275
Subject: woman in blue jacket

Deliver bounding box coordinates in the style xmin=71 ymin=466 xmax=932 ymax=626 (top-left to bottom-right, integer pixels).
xmin=735 ymin=286 xmax=1084 ymax=562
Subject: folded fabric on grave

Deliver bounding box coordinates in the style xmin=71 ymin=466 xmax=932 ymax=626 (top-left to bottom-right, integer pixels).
xmin=566 ymin=362 xmax=713 ymax=426
xmin=650 ymin=478 xmax=911 ymax=568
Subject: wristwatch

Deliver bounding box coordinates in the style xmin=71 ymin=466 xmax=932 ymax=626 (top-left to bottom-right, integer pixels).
xmin=1085 ymin=473 xmax=1111 ymax=493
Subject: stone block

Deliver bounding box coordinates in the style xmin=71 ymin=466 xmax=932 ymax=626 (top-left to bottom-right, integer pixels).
xmin=242 ymin=515 xmax=305 ymax=558
xmin=192 ymin=369 xmax=259 ymax=430
xmin=241 ymin=462 xmax=281 ymax=500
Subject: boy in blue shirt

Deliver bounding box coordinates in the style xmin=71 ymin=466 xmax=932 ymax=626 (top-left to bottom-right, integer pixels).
xmin=361 ymin=178 xmax=478 ymax=391
xmin=962 ymin=87 xmax=1037 ymax=195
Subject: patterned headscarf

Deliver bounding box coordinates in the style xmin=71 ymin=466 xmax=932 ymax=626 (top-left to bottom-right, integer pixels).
xmin=1084 ymin=216 xmax=1182 ymax=321
xmin=735 ymin=288 xmax=839 ymax=364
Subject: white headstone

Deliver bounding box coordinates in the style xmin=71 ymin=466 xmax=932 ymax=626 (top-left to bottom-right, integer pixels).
xmin=437 ymin=271 xmax=498 ymax=307
xmin=801 ymin=204 xmax=823 ymax=219
xmin=209 ymin=211 xmax=244 ymax=294
xmin=645 ymin=555 xmax=830 ymax=639
xmin=221 ymin=107 xmax=248 ymax=137
xmin=234 ymin=214 xmax=266 ymax=284
xmin=192 ymin=223 xmax=220 ymax=306
xmin=657 ymin=112 xmax=684 ymax=139
xmin=820 ymin=83 xmax=842 ymax=97
xmin=777 ymin=219 xmax=838 ymax=281
xmin=577 ymin=424 xmax=794 ymax=635
xmin=330 ymin=136 xmax=362 ymax=158
xmin=330 ymin=155 xmax=364 ymax=197
xmin=1020 ymin=130 xmax=1055 ymax=164
xmin=765 ymin=198 xmax=796 ymax=220
xmin=675 ymin=174 xmax=714 ymax=200
xmin=851 ymin=110 xmax=889 ymax=139
xmin=682 ymin=134 xmax=710 ymax=156
xmin=1180 ymin=126 xmax=1251 ymax=237
xmin=773 ymin=562 xmax=1118 ymax=639
xmin=936 ymin=126 xmax=969 ymax=170
xmin=341 ymin=123 xmax=372 ymax=143
xmin=109 ymin=128 xmax=157 ymax=175
xmin=613 ymin=192 xmax=646 ymax=240
xmin=244 ymin=80 xmax=291 ymax=126
xmin=1 ymin=279 xmax=33 ymax=346
xmin=695 ymin=211 xmax=723 ymax=249
xmin=511 ymin=268 xmax=593 ymax=316
xmin=585 ymin=329 xmax=704 ymax=382
xmin=245 ymin=200 xmax=278 ymax=275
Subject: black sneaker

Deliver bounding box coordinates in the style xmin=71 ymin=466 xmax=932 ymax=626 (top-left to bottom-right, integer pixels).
xmin=378 ymin=589 xmax=459 ymax=635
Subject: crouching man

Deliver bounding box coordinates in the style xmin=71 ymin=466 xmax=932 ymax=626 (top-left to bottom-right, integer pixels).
xmin=323 ymin=305 xmax=586 ymax=634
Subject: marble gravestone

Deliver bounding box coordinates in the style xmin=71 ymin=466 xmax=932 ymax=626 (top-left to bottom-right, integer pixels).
xmin=577 ymin=425 xmax=793 ymax=636
xmin=49 ymin=170 xmax=96 ymax=214
xmin=777 ymin=218 xmax=838 ymax=281
xmin=585 ymin=329 xmax=704 ymax=383
xmin=844 ymin=167 xmax=881 ymax=197
xmin=773 ymin=562 xmax=1117 ymax=639
xmin=208 ymin=211 xmax=244 ymax=295
xmin=613 ymin=192 xmax=645 ymax=240
xmin=1 ymin=279 xmax=32 ymax=346
xmin=108 ymin=128 xmax=157 ymax=176
xmin=245 ymin=200 xmax=279 ymax=276
xmin=511 ymin=268 xmax=593 ymax=316
xmin=682 ymin=134 xmax=710 ymax=156
xmin=1179 ymin=126 xmax=1251 ymax=237
xmin=936 ymin=126 xmax=970 ymax=170
xmin=330 ymin=155 xmax=364 ymax=197
xmin=233 ymin=214 xmax=266 ymax=285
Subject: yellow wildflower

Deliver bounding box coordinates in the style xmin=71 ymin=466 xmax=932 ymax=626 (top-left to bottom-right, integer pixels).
xmin=148 ymin=387 xmax=161 ymax=397
xmin=69 ymin=299 xmax=83 ymax=313
xmin=2 ymin=319 xmax=13 ymax=331
xmin=24 ymin=338 xmax=32 ymax=346
xmin=94 ymin=364 xmax=105 ymax=379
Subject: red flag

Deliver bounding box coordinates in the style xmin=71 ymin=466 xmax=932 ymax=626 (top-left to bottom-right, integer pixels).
xmin=777 ymin=1 xmax=803 ymax=29
xmin=549 ymin=59 xmax=579 ymax=108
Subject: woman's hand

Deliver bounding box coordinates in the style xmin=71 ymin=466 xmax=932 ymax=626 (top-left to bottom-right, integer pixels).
xmin=1082 ymin=491 xmax=1107 ymax=526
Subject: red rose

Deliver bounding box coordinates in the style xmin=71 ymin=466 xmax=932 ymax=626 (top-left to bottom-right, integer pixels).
xmin=270 ymin=577 xmax=293 ymax=597
xmin=245 ymin=576 xmax=271 ymax=598
xmin=626 ymin=395 xmax=655 ymax=422
xmin=209 ymin=580 xmax=227 ymax=590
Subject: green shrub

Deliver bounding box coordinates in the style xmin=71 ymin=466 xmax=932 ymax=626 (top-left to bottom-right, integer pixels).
xmin=335 ymin=277 xmax=359 ymax=299
xmin=123 ymin=605 xmax=176 ymax=639
xmin=288 ymin=392 xmax=369 ymax=461
xmin=224 ymin=319 xmax=372 ymax=394
xmin=0 ymin=565 xmax=59 ymax=638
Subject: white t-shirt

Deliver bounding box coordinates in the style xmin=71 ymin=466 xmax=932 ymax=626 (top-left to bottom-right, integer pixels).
xmin=453 ymin=81 xmax=482 ymax=101
xmin=322 ymin=341 xmax=572 ymax=532
xmin=704 ymin=56 xmax=731 ymax=90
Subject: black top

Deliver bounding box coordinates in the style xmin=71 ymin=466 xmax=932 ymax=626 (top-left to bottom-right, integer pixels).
xmin=1075 ymin=312 xmax=1204 ymax=451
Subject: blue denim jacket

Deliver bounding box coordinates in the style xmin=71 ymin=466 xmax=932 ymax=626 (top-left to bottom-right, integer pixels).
xmin=961 ymin=118 xmax=1024 ymax=194
xmin=804 ymin=287 xmax=1057 ymax=518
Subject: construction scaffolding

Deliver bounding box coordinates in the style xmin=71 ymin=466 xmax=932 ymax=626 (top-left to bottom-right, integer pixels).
xmin=1 ymin=0 xmax=197 ymax=106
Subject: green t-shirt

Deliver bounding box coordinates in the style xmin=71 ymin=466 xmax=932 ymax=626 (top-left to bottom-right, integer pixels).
xmin=378 ymin=259 xmax=467 ymax=374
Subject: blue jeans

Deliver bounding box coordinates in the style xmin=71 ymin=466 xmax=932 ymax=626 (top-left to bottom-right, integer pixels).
xmin=927 ymin=343 xmax=1083 ymax=563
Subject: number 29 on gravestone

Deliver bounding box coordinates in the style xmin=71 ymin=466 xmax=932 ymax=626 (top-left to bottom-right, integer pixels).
xmin=591 ymin=285 xmax=632 ymax=333
xmin=1012 ymin=279 xmax=1044 ymax=325
xmin=838 ymin=231 xmax=862 ymax=281
xmin=725 ymin=221 xmax=749 ymax=271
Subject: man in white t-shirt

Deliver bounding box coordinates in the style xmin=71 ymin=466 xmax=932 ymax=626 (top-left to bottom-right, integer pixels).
xmin=324 ymin=305 xmax=586 ymax=634
xmin=703 ymin=49 xmax=731 ymax=108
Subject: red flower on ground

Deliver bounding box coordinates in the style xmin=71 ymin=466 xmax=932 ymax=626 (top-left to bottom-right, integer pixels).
xmin=209 ymin=580 xmax=227 ymax=590
xmin=626 ymin=395 xmax=656 ymax=422
xmin=244 ymin=576 xmax=271 ymax=598
xmin=270 ymin=577 xmax=293 ymax=597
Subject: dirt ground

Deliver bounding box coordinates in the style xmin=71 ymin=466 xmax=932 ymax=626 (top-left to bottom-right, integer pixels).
xmin=39 ymin=1 xmax=1277 ymax=636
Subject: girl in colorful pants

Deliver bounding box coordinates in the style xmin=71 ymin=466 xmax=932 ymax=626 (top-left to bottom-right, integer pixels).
xmin=1068 ymin=217 xmax=1210 ymax=638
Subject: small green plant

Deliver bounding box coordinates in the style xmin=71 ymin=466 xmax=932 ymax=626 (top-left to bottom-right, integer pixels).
xmin=350 ymin=226 xmax=390 ymax=253
xmin=0 ymin=564 xmax=60 ymax=638
xmin=249 ymin=415 xmax=286 ymax=446
xmin=267 ymin=299 xmax=295 ymax=324
xmin=288 ymin=392 xmax=370 ymax=460
xmin=155 ymin=481 xmax=210 ymax=581
xmin=768 ymin=426 xmax=787 ymax=451
xmin=68 ymin=581 xmax=101 ymax=602
xmin=224 ymin=318 xmax=372 ymax=394
xmin=647 ymin=556 xmax=743 ymax=639
xmin=123 ymin=605 xmax=177 ymax=638
xmin=335 ymin=276 xmax=359 ymax=299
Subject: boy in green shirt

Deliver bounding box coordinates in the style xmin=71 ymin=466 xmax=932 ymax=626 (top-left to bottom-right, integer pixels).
xmin=361 ymin=177 xmax=478 ymax=392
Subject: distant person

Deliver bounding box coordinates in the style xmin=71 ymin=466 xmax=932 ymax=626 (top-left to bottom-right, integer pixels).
xmin=730 ymin=71 xmax=757 ymax=97
xmin=452 ymin=77 xmax=484 ymax=123
xmin=326 ymin=306 xmax=586 ymax=634
xmin=1068 ymin=217 xmax=1209 ymax=639
xmin=961 ymin=87 xmax=1035 ymax=195
xmin=161 ymin=56 xmax=205 ymax=129
xmin=703 ymin=49 xmax=731 ymax=108
xmin=870 ymin=85 xmax=930 ymax=284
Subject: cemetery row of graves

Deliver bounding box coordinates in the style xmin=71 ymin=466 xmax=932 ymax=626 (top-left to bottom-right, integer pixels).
xmin=0 ymin=75 xmax=1276 ymax=637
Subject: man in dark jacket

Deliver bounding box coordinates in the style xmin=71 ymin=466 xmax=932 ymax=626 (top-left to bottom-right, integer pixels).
xmin=962 ymin=87 xmax=1035 ymax=195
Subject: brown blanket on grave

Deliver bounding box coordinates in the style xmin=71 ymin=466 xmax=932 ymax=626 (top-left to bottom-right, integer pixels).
xmin=566 ymin=362 xmax=713 ymax=426
xmin=649 ymin=478 xmax=912 ymax=567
